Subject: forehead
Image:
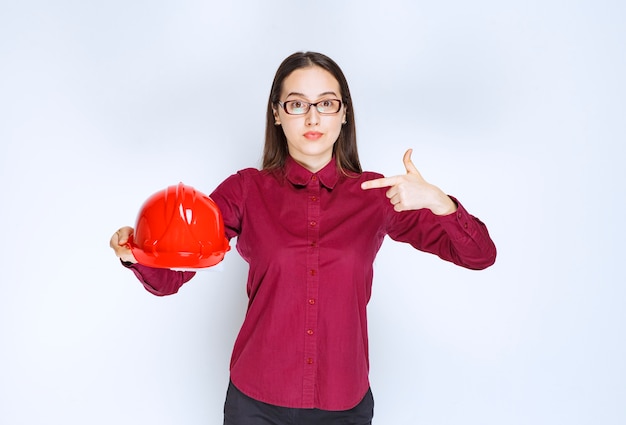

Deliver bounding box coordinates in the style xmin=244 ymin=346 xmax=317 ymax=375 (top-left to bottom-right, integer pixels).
xmin=281 ymin=66 xmax=341 ymax=99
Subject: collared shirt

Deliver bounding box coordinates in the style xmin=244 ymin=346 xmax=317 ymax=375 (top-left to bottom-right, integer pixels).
xmin=127 ymin=156 xmax=496 ymax=411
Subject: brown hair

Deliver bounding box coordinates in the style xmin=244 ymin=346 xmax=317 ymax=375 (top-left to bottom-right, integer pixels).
xmin=262 ymin=52 xmax=362 ymax=175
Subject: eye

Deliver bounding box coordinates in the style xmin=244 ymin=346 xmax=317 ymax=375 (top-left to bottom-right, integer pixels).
xmin=287 ymin=100 xmax=308 ymax=114
xmin=317 ymin=99 xmax=340 ymax=113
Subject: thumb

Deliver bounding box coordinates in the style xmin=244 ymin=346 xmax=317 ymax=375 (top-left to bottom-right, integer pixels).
xmin=403 ymin=149 xmax=419 ymax=175
xmin=116 ymin=227 xmax=134 ymax=246
xmin=118 ymin=233 xmax=129 ymax=245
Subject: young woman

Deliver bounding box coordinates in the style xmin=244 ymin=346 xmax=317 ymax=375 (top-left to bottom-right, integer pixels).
xmin=110 ymin=51 xmax=496 ymax=425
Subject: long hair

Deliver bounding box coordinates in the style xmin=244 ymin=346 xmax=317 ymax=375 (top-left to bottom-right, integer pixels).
xmin=262 ymin=52 xmax=361 ymax=175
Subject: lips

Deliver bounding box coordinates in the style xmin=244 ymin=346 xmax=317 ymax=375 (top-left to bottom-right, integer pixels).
xmin=304 ymin=131 xmax=323 ymax=140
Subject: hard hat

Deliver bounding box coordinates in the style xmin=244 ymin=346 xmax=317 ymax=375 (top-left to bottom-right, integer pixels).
xmin=129 ymin=182 xmax=230 ymax=269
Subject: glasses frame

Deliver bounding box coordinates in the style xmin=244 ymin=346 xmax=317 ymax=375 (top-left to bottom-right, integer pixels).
xmin=277 ymin=99 xmax=343 ymax=115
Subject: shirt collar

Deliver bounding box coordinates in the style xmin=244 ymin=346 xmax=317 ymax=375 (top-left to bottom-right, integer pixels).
xmin=284 ymin=156 xmax=339 ymax=189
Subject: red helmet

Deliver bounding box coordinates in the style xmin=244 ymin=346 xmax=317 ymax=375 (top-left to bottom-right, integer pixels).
xmin=129 ymin=182 xmax=230 ymax=269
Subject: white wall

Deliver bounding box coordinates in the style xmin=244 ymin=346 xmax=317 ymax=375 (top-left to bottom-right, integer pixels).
xmin=1 ymin=1 xmax=624 ymax=424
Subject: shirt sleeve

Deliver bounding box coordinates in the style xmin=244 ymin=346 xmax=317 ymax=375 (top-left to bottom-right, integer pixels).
xmin=384 ymin=196 xmax=497 ymax=270
xmin=122 ymin=261 xmax=197 ymax=296
xmin=209 ymin=170 xmax=250 ymax=240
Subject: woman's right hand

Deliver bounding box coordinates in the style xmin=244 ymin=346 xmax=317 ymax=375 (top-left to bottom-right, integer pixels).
xmin=109 ymin=226 xmax=137 ymax=263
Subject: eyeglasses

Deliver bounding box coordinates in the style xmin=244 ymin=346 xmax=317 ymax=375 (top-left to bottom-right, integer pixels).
xmin=277 ymin=99 xmax=342 ymax=115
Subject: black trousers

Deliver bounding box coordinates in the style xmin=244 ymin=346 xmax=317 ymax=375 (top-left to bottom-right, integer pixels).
xmin=223 ymin=381 xmax=374 ymax=425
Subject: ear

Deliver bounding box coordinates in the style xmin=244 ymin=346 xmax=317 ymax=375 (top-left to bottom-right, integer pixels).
xmin=273 ymin=108 xmax=281 ymax=125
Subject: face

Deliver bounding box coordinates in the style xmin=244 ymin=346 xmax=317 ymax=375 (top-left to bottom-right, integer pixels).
xmin=273 ymin=66 xmax=347 ymax=172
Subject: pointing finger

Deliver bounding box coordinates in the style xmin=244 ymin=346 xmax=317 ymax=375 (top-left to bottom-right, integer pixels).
xmin=361 ymin=176 xmax=400 ymax=190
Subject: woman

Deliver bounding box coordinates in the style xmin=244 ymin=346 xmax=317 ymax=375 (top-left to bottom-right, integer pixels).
xmin=110 ymin=51 xmax=496 ymax=425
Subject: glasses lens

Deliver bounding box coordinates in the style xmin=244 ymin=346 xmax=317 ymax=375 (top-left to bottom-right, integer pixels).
xmin=286 ymin=101 xmax=309 ymax=115
xmin=317 ymin=99 xmax=341 ymax=114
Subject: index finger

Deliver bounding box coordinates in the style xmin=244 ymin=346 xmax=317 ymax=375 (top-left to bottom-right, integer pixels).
xmin=361 ymin=176 xmax=400 ymax=190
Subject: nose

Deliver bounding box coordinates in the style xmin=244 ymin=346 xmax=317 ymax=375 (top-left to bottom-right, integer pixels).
xmin=305 ymin=106 xmax=320 ymax=126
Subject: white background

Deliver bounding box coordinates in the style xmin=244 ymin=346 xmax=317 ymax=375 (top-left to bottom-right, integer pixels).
xmin=1 ymin=1 xmax=624 ymax=424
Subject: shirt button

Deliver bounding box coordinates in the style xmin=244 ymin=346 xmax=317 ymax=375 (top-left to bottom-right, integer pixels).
xmin=463 ymin=222 xmax=468 ymax=229
xmin=306 ymin=358 xmax=314 ymax=364
xmin=309 ymin=269 xmax=316 ymax=276
xmin=310 ymin=196 xmax=317 ymax=202
xmin=311 ymin=175 xmax=318 ymax=181
xmin=307 ymin=329 xmax=314 ymax=335
xmin=310 ymin=221 xmax=317 ymax=227
xmin=308 ymin=298 xmax=316 ymax=305
xmin=310 ymin=241 xmax=317 ymax=247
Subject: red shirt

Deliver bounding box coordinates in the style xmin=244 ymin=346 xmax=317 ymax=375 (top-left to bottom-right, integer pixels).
xmin=126 ymin=156 xmax=496 ymax=410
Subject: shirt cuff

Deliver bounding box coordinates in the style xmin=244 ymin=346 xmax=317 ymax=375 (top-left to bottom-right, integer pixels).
xmin=435 ymin=197 xmax=481 ymax=240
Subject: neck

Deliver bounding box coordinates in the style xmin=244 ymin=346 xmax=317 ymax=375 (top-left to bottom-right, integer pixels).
xmin=290 ymin=155 xmax=332 ymax=173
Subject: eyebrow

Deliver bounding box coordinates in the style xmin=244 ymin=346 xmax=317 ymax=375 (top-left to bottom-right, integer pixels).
xmin=285 ymin=91 xmax=339 ymax=99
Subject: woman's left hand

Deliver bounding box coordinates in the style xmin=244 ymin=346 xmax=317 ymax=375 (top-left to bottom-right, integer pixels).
xmin=361 ymin=149 xmax=457 ymax=216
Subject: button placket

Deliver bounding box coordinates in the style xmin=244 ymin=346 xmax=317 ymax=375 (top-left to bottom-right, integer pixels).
xmin=302 ymin=173 xmax=321 ymax=406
